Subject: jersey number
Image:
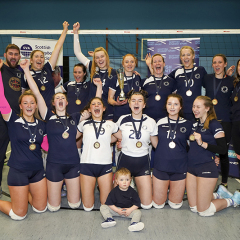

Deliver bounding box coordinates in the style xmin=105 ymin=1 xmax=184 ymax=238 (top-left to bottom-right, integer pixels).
xmin=129 ymin=130 xmax=141 ymax=139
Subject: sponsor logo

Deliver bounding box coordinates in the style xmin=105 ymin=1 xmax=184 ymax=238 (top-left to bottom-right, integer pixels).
xmin=228 ymin=150 xmax=237 ymax=158
xmin=202 ymin=172 xmax=211 ymax=174
xmin=106 ymin=168 xmax=112 ymax=173
xmin=20 ymin=44 xmax=33 ymax=58
xmin=145 ymin=170 xmax=149 ymax=175
xmin=9 ymin=77 xmax=21 ymax=91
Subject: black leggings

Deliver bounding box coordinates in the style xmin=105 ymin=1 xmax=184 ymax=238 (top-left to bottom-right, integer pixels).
xmin=231 ymin=121 xmax=240 ymax=173
xmin=220 ymin=121 xmax=232 ymax=183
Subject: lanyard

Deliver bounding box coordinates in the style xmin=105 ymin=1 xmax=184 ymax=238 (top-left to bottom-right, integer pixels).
xmin=184 ymin=68 xmax=194 ymax=90
xmin=32 ymin=69 xmax=44 ymax=85
xmin=124 ymin=73 xmax=134 ymax=92
xmin=56 ymin=115 xmax=68 ymax=132
xmin=167 ymin=117 xmax=179 ymax=140
xmin=213 ymin=76 xmax=223 ymax=99
xmin=153 ymin=75 xmax=163 ymax=95
xmin=22 ymin=118 xmax=38 ymax=143
xmin=92 ymin=119 xmax=104 ymax=140
xmin=75 ymin=81 xmax=83 ymax=99
xmin=131 ymin=115 xmax=143 ymax=139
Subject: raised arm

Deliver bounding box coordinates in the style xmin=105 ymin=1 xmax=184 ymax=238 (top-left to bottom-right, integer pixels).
xmin=49 ymin=21 xmax=69 ymax=70
xmin=0 ymin=60 xmax=11 ymax=121
xmin=93 ymin=78 xmax=103 ymax=98
xmin=73 ymin=22 xmax=90 ymax=68
xmin=20 ymin=60 xmax=47 ymax=119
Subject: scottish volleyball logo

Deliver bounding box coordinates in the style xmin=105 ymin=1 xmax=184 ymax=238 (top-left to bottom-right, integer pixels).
xmin=20 ymin=44 xmax=32 ymax=58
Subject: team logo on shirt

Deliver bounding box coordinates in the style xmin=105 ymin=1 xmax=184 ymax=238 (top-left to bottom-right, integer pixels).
xmin=9 ymin=77 xmax=21 ymax=91
xmin=84 ymin=84 xmax=87 ymax=89
xmin=142 ymin=125 xmax=147 ymax=130
xmin=17 ymin=73 xmax=22 ymax=78
xmin=164 ymin=81 xmax=169 ymax=86
xmin=106 ymin=124 xmax=111 ymax=129
xmin=221 ymin=86 xmax=228 ymax=93
xmin=70 ymin=120 xmax=75 ymax=125
xmin=201 ymin=128 xmax=206 ymax=132
xmin=195 ymin=73 xmax=200 ymax=79
xmin=180 ymin=127 xmax=187 ymax=133
xmin=135 ymin=81 xmax=139 ymax=87
xmin=109 ymin=75 xmax=113 ymax=79
xmin=39 ymin=129 xmax=43 ymax=135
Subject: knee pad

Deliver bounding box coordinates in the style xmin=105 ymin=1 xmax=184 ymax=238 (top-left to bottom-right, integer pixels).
xmin=47 ymin=202 xmax=60 ymax=212
xmin=168 ymin=200 xmax=183 ymax=209
xmin=83 ymin=204 xmax=94 ymax=211
xmin=32 ymin=205 xmax=47 ymax=213
xmin=9 ymin=209 xmax=27 ymax=221
xmin=190 ymin=206 xmax=198 ymax=213
xmin=152 ymin=200 xmax=165 ymax=209
xmin=198 ymin=202 xmax=216 ymax=217
xmin=68 ymin=199 xmax=81 ymax=209
xmin=141 ymin=202 xmax=153 ymax=210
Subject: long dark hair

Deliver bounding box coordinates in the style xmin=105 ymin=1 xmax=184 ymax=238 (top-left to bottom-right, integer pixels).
xmin=233 ymin=59 xmax=240 ymax=88
xmin=165 ymin=93 xmax=184 ymax=118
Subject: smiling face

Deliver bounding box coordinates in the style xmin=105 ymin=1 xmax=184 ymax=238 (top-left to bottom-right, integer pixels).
xmin=180 ymin=48 xmax=195 ymax=69
xmin=152 ymin=55 xmax=165 ymax=77
xmin=52 ymin=93 xmax=68 ymax=115
xmin=212 ymin=56 xmax=227 ymax=78
xmin=19 ymin=95 xmax=37 ymax=120
xmin=73 ymin=65 xmax=86 ymax=83
xmin=129 ymin=94 xmax=146 ymax=118
xmin=166 ymin=97 xmax=182 ymax=120
xmin=30 ymin=50 xmax=45 ymax=71
xmin=122 ymin=55 xmax=136 ymax=75
xmin=192 ymin=99 xmax=209 ymax=120
xmin=94 ymin=51 xmax=107 ymax=70
xmin=237 ymin=60 xmax=240 ymax=76
xmin=116 ymin=174 xmax=131 ymax=191
xmin=88 ymin=98 xmax=105 ymax=121
xmin=4 ymin=48 xmax=21 ymax=68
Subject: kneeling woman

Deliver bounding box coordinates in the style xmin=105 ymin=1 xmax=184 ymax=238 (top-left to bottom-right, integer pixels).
xmin=187 ymin=96 xmax=236 ymax=216
xmin=77 ymin=97 xmax=121 ymax=211
xmin=116 ymin=90 xmax=158 ymax=209
xmin=152 ymin=94 xmax=192 ymax=209
xmin=21 ymin=59 xmax=90 ymax=212
xmin=0 ymin=67 xmax=47 ymax=220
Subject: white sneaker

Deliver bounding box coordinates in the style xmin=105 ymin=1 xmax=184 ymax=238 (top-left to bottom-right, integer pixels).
xmin=128 ymin=222 xmax=144 ymax=232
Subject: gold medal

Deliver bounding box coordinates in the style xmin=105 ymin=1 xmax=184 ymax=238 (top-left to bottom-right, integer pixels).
xmin=29 ymin=143 xmax=36 ymax=151
xmin=41 ymin=85 xmax=46 ymax=91
xmin=234 ymin=96 xmax=238 ymax=102
xmin=136 ymin=141 xmax=142 ymax=148
xmin=189 ymin=134 xmax=195 ymax=141
xmin=76 ymin=99 xmax=81 ymax=105
xmin=62 ymin=132 xmax=69 ymax=139
xmin=94 ymin=142 xmax=100 ymax=149
xmin=155 ymin=95 xmax=161 ymax=101
xmin=212 ymin=99 xmax=218 ymax=105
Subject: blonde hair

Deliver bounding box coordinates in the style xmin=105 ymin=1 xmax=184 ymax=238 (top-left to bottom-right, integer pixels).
xmin=115 ymin=168 xmax=131 ymax=179
xmin=18 ymin=90 xmax=41 ymax=120
xmin=90 ymin=47 xmax=112 ymax=80
xmin=195 ymin=96 xmax=217 ymax=129
xmin=151 ymin=53 xmax=165 ymax=64
xmin=180 ymin=46 xmax=195 ymax=56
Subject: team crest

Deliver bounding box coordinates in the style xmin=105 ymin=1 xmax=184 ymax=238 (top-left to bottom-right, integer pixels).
xmin=180 ymin=127 xmax=186 ymax=133
xmin=164 ymin=81 xmax=169 ymax=86
xmin=39 ymin=129 xmax=43 ymax=135
xmin=221 ymin=86 xmax=228 ymax=93
xmin=142 ymin=125 xmax=147 ymax=130
xmin=201 ymin=128 xmax=206 ymax=132
xmin=108 ymin=75 xmax=113 ymax=79
xmin=195 ymin=73 xmax=200 ymax=79
xmin=84 ymin=84 xmax=87 ymax=89
xmin=9 ymin=77 xmax=21 ymax=91
xmin=135 ymin=81 xmax=139 ymax=87
xmin=70 ymin=120 xmax=75 ymax=125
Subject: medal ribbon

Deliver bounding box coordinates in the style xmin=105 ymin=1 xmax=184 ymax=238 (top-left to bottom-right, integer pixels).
xmin=153 ymin=75 xmax=163 ymax=95
xmin=57 ymin=115 xmax=69 ymax=132
xmin=92 ymin=119 xmax=104 ymax=140
xmin=32 ymin=69 xmax=45 ymax=89
xmin=213 ymin=76 xmax=223 ymax=99
xmin=75 ymin=82 xmax=83 ymax=100
xmin=167 ymin=117 xmax=179 ymax=140
xmin=124 ymin=73 xmax=134 ymax=92
xmin=22 ymin=118 xmax=38 ymax=143
xmin=131 ymin=115 xmax=143 ymax=140
xmin=184 ymin=67 xmax=194 ymax=90
xmin=234 ymin=82 xmax=240 ymax=98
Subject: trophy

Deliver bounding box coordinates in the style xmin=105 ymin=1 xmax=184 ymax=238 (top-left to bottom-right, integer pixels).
xmin=117 ymin=68 xmax=126 ymax=101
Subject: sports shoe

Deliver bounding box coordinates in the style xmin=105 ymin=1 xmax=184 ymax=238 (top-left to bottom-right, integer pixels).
xmin=216 ymin=185 xmax=233 ymax=199
xmin=101 ymin=218 xmax=116 ymax=228
xmin=214 ymin=183 xmax=228 ymax=192
xmin=128 ymin=222 xmax=144 ymax=232
xmin=231 ymin=190 xmax=240 ymax=207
